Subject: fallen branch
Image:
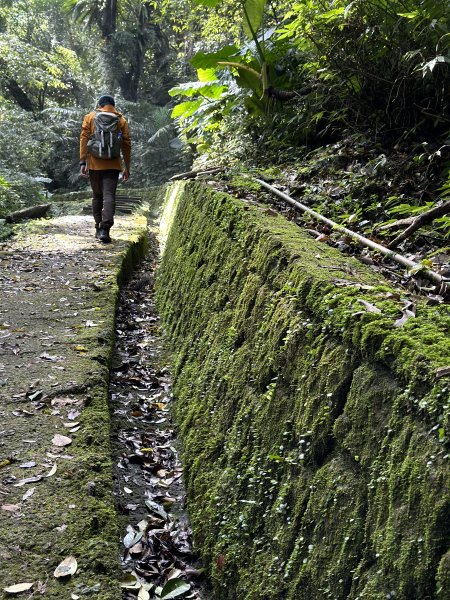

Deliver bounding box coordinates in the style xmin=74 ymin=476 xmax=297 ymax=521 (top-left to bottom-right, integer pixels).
xmin=5 ymin=204 xmax=51 ymax=224
xmin=378 ymin=216 xmax=416 ymax=232
xmin=254 ymin=179 xmax=447 ymax=288
xmin=387 ymin=201 xmax=450 ymax=248
xmin=170 ymin=168 xmax=222 ymax=181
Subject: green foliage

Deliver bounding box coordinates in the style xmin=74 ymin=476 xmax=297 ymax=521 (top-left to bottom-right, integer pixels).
xmin=0 ymin=103 xmax=50 ymax=216
xmin=0 ymin=0 xmax=189 ymax=204
xmin=0 ymin=0 xmax=88 ymax=111
xmin=170 ymin=0 xmax=450 ymax=162
xmin=120 ymin=100 xmax=190 ymax=184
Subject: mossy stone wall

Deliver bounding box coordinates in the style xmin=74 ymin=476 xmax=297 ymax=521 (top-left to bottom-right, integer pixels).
xmin=156 ymin=182 xmax=450 ymax=600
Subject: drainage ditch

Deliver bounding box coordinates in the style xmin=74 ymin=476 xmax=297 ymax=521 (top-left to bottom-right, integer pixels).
xmin=109 ymin=231 xmax=205 ymax=600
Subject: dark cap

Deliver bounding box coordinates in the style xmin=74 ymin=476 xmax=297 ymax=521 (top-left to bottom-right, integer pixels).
xmin=98 ymin=95 xmax=115 ymax=107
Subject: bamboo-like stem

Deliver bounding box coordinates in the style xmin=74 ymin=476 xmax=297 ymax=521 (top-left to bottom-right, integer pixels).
xmin=217 ymin=61 xmax=262 ymax=80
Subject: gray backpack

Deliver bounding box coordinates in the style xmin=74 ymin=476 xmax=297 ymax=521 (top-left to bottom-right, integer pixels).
xmin=87 ymin=111 xmax=120 ymax=159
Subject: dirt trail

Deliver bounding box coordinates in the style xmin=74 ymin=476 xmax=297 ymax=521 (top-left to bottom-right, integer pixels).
xmin=0 ymin=214 xmax=146 ymax=599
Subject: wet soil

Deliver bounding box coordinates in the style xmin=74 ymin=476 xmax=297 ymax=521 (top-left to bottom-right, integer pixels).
xmin=110 ymin=231 xmax=206 ymax=600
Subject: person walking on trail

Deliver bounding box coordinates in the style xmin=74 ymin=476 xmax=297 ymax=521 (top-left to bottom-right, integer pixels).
xmin=79 ymin=94 xmax=131 ymax=243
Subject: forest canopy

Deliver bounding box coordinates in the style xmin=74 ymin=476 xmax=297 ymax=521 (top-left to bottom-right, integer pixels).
xmin=1 ymin=0 xmax=450 ymax=249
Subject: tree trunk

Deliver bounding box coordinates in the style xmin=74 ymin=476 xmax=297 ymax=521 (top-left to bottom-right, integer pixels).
xmin=102 ymin=0 xmax=117 ymax=39
xmin=116 ymin=4 xmax=149 ymax=101
xmin=5 ymin=78 xmax=34 ymax=112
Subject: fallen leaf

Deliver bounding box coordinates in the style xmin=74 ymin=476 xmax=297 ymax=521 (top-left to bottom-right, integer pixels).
xmin=120 ymin=574 xmax=140 ymax=589
xmin=160 ymin=578 xmax=190 ymax=599
xmin=357 ymin=299 xmax=382 ymax=314
xmin=4 ymin=583 xmax=34 ymax=593
xmin=46 ymin=463 xmax=57 ymax=477
xmin=39 ymin=353 xmax=61 ymax=362
xmin=53 ymin=556 xmax=77 ymax=578
xmin=129 ymin=542 xmax=143 ymax=555
xmin=167 ymin=568 xmax=182 ymax=580
xmin=394 ymin=299 xmax=416 ymax=328
xmin=145 ymin=499 xmax=168 ymax=520
xmin=1 ymin=504 xmax=21 ymax=513
xmin=13 ymin=475 xmax=42 ymax=487
xmin=22 ymin=487 xmax=35 ymax=502
xmin=138 ymin=586 xmax=150 ymax=600
xmin=52 ymin=434 xmax=72 ymax=447
xmin=74 ymin=345 xmax=88 ymax=353
xmin=137 ymin=519 xmax=148 ymax=531
xmin=51 ymin=397 xmax=80 ymax=407
xmin=436 ymin=366 xmax=450 ymax=379
xmin=67 ymin=409 xmax=80 ymax=420
xmin=316 ymin=234 xmax=329 ymax=242
xmin=123 ymin=530 xmax=143 ymax=549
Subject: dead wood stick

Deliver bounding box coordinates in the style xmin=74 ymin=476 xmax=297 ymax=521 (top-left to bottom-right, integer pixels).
xmin=378 ymin=216 xmax=416 ymax=232
xmin=169 ymin=167 xmax=222 ymax=181
xmin=5 ymin=204 xmax=51 ymax=224
xmin=387 ymin=201 xmax=450 ymax=248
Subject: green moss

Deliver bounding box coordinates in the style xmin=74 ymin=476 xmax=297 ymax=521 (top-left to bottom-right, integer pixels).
xmin=228 ymin=175 xmax=263 ymax=193
xmin=156 ymin=182 xmax=450 ymax=600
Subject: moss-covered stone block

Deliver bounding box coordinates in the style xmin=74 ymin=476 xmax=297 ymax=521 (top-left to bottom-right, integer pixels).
xmin=156 ymin=182 xmax=450 ymax=600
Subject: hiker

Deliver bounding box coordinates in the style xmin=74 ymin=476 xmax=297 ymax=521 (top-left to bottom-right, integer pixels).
xmin=79 ymin=94 xmax=131 ymax=243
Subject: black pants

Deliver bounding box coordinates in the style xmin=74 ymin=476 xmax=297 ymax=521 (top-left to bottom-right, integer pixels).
xmin=89 ymin=169 xmax=120 ymax=229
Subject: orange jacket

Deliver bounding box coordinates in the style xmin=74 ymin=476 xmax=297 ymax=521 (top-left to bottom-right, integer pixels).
xmin=80 ymin=105 xmax=131 ymax=171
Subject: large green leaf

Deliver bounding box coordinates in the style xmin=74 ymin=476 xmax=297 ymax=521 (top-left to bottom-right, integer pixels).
xmin=171 ymin=100 xmax=204 ymax=120
xmin=243 ymin=0 xmax=266 ymax=39
xmin=197 ymin=68 xmax=218 ymax=82
xmin=169 ymin=80 xmax=227 ymax=99
xmin=191 ymin=46 xmax=240 ymax=69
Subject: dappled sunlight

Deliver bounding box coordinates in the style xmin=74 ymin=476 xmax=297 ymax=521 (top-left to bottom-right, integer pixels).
xmin=7 ymin=215 xmax=143 ymax=254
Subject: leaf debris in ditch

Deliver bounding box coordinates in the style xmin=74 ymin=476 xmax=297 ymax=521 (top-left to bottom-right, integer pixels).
xmin=111 ymin=246 xmax=204 ymax=600
xmin=123 ymin=528 xmax=143 ymax=549
xmin=160 ymin=578 xmax=191 ymax=599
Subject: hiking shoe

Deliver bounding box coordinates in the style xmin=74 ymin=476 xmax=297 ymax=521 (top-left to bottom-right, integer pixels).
xmin=95 ymin=226 xmax=100 ymax=240
xmin=99 ymin=228 xmax=111 ymax=243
